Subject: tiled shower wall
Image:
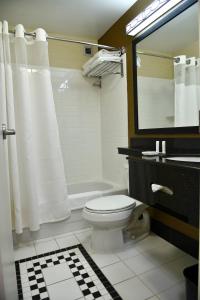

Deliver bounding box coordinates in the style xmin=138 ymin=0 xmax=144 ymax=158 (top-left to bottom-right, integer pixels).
xmin=52 ymin=56 xmax=128 ymax=186
xmin=52 ymin=69 xmax=102 ymax=184
xmin=101 ymin=55 xmax=128 ymax=186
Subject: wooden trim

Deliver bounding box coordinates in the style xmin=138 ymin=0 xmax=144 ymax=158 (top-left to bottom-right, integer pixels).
xmin=148 ymin=207 xmax=199 ymax=240
xmin=151 ymin=219 xmax=199 ymax=257
xmin=132 ymin=0 xmax=198 ymax=135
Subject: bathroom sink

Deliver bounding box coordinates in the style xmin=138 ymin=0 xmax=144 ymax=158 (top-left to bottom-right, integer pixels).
xmin=166 ymin=157 xmax=200 ymax=163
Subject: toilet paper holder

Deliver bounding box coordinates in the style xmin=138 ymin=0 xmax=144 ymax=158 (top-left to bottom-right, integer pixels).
xmin=151 ymin=183 xmax=174 ymax=196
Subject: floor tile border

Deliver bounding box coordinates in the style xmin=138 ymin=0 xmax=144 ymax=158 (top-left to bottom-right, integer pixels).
xmin=15 ymin=243 xmax=123 ymax=300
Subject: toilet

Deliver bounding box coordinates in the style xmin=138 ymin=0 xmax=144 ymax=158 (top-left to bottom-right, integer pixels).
xmin=83 ymin=195 xmax=149 ymax=252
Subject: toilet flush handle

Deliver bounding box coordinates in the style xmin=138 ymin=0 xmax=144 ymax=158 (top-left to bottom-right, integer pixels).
xmin=151 ymin=184 xmax=173 ymax=196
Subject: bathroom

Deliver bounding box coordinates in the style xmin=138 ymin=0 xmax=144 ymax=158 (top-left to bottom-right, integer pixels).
xmin=0 ymin=0 xmax=199 ymax=299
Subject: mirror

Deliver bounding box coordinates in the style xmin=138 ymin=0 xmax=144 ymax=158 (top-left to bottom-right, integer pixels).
xmin=133 ymin=1 xmax=199 ymax=133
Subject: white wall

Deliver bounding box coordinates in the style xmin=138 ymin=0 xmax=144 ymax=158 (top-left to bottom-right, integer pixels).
xmin=100 ymin=55 xmax=128 ymax=186
xmin=52 ymin=68 xmax=102 ymax=184
xmin=137 ymin=76 xmax=174 ymax=129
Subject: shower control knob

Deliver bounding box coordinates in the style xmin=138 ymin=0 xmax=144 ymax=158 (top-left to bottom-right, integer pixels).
xmin=2 ymin=124 xmax=16 ymax=140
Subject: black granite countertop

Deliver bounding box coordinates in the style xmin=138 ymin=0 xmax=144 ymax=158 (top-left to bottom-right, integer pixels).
xmin=118 ymin=147 xmax=200 ymax=171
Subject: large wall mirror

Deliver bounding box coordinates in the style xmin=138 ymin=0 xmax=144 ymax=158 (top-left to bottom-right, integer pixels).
xmin=133 ymin=0 xmax=199 ymax=134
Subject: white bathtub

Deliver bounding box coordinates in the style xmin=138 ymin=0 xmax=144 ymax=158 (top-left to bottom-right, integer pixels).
xmin=13 ymin=181 xmax=127 ymax=244
xmin=68 ymin=181 xmax=128 ymax=211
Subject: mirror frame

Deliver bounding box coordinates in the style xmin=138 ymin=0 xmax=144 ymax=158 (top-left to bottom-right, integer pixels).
xmin=132 ymin=0 xmax=199 ymax=134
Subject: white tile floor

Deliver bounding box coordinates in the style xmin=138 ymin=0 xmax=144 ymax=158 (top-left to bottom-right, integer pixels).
xmin=14 ymin=228 xmax=197 ymax=300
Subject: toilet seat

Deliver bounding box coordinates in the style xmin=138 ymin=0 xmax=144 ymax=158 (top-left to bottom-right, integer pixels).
xmin=84 ymin=195 xmax=136 ymax=214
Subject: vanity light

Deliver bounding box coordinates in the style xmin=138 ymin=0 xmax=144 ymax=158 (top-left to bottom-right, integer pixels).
xmin=126 ymin=0 xmax=184 ymax=36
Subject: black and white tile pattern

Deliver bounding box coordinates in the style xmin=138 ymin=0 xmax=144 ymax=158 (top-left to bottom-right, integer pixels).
xmin=15 ymin=244 xmax=123 ymax=300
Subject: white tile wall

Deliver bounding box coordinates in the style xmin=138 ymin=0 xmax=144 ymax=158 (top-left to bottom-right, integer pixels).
xmin=51 ymin=56 xmax=128 ymax=187
xmin=51 ymin=68 xmax=102 ymax=184
xmin=100 ymin=54 xmax=128 ymax=187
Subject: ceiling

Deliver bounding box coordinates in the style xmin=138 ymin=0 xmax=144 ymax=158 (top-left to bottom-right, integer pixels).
xmin=137 ymin=3 xmax=198 ymax=55
xmin=0 ymin=0 xmax=137 ymax=39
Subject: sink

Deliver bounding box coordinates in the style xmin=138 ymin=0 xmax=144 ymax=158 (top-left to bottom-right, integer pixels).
xmin=166 ymin=157 xmax=200 ymax=163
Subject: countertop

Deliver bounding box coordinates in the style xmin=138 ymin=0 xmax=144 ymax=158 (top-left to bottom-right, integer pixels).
xmin=118 ymin=147 xmax=200 ymax=171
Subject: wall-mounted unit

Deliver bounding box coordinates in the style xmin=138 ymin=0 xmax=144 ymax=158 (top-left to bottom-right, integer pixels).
xmin=82 ymin=49 xmax=124 ymax=80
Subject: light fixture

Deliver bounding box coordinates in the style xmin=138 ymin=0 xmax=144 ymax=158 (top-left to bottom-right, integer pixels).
xmin=126 ymin=0 xmax=185 ymax=37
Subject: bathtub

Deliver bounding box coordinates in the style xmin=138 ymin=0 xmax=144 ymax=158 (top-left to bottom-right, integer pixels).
xmin=68 ymin=181 xmax=128 ymax=211
xmin=13 ymin=181 xmax=127 ymax=244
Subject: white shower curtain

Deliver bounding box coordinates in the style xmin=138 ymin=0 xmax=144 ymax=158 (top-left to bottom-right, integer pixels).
xmin=174 ymin=55 xmax=200 ymax=127
xmin=0 ymin=21 xmax=70 ymax=234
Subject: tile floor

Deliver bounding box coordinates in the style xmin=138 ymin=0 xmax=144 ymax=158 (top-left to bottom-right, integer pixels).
xmin=14 ymin=228 xmax=197 ymax=300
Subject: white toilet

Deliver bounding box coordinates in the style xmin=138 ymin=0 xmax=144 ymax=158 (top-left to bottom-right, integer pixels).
xmin=83 ymin=195 xmax=149 ymax=252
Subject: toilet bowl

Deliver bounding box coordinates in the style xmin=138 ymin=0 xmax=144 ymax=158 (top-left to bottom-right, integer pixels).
xmin=83 ymin=195 xmax=149 ymax=252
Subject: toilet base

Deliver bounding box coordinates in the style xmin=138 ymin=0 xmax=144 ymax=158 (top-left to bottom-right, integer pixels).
xmin=91 ymin=227 xmax=124 ymax=252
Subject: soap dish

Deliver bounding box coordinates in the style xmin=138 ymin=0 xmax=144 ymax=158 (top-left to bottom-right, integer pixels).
xmin=142 ymin=151 xmax=159 ymax=156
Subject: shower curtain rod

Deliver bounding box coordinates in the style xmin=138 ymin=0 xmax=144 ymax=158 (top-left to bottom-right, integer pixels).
xmin=137 ymin=51 xmax=197 ymax=64
xmin=9 ymin=29 xmax=121 ymax=52
xmin=137 ymin=50 xmax=179 ymax=62
xmin=136 ymin=51 xmax=185 ymax=64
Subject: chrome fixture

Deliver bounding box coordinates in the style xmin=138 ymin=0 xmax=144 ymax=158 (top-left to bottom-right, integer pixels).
xmin=2 ymin=124 xmax=16 ymax=140
xmin=9 ymin=29 xmax=123 ymax=52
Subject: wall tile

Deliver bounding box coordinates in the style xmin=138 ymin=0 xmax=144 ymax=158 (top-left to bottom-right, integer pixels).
xmin=52 ymin=67 xmax=102 ymax=184
xmin=101 ymin=55 xmax=128 ymax=186
xmin=52 ymin=56 xmax=128 ymax=187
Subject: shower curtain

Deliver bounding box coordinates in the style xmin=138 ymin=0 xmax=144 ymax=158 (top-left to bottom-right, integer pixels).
xmin=174 ymin=55 xmax=200 ymax=127
xmin=0 ymin=21 xmax=70 ymax=234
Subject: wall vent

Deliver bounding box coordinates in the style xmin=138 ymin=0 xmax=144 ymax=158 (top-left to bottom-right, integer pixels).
xmin=84 ymin=46 xmax=92 ymax=56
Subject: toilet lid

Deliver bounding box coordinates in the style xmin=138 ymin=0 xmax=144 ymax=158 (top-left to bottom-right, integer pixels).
xmin=85 ymin=195 xmax=136 ymax=213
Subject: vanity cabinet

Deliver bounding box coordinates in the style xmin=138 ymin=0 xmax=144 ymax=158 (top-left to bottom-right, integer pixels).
xmin=129 ymin=158 xmax=199 ymax=227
